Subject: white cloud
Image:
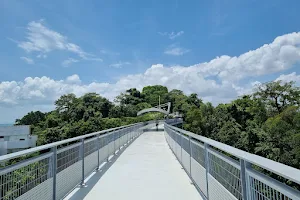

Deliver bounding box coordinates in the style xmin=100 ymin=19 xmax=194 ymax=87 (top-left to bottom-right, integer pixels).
xmin=275 ymin=72 xmax=300 ymax=84
xmin=164 ymin=45 xmax=190 ymax=56
xmin=20 ymin=57 xmax=34 ymax=64
xmin=37 ymin=54 xmax=47 ymax=59
xmin=196 ymin=32 xmax=300 ymax=81
xmin=0 ymin=65 xmax=235 ymax=109
xmin=66 ymin=74 xmax=81 ymax=84
xmin=0 ymin=75 xmax=110 ymax=107
xmin=169 ymin=31 xmax=184 ymax=39
xmin=159 ymin=31 xmax=184 ymax=39
xmin=2 ymin=32 xmax=300 ymax=122
xmin=17 ymin=20 xmax=102 ymax=61
xmin=62 ymin=58 xmax=79 ymax=67
xmin=109 ymin=61 xmax=131 ymax=68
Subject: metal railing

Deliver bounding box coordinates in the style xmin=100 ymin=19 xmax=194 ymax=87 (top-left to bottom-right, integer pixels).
xmin=165 ymin=118 xmax=183 ymax=126
xmin=0 ymin=122 xmax=153 ymax=200
xmin=164 ymin=123 xmax=300 ymax=200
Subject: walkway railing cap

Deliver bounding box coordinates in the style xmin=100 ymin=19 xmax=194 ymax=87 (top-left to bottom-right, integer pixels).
xmin=0 ymin=122 xmax=144 ymax=162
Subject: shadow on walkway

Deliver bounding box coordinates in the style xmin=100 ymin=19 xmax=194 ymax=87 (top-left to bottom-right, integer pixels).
xmin=65 ymin=134 xmax=141 ymax=200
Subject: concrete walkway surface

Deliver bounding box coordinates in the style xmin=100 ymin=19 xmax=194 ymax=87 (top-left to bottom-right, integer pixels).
xmin=66 ymin=125 xmax=202 ymax=200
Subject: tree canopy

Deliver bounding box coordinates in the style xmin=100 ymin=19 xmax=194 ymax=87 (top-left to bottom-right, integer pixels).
xmin=15 ymin=82 xmax=300 ymax=172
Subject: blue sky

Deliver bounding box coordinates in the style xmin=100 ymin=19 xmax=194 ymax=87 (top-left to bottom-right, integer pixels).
xmin=1 ymin=0 xmax=300 ymax=123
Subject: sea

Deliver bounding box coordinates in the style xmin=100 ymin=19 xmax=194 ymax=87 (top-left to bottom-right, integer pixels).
xmin=0 ymin=124 xmax=13 ymax=127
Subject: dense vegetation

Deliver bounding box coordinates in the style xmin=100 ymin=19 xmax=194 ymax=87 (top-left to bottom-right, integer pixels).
xmin=16 ymin=82 xmax=300 ymax=171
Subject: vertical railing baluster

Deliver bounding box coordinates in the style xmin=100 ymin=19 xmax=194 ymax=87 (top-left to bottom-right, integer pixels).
xmin=128 ymin=127 xmax=130 ymax=141
xmin=180 ymin=132 xmax=183 ymax=163
xmin=240 ymin=159 xmax=251 ymax=200
xmin=118 ymin=130 xmax=120 ymax=151
xmin=96 ymin=134 xmax=100 ymax=171
xmin=113 ymin=131 xmax=116 ymax=155
xmin=126 ymin=127 xmax=132 ymax=145
xmin=204 ymin=143 xmax=210 ymax=199
xmin=126 ymin=128 xmax=128 ymax=143
xmin=106 ymin=134 xmax=109 ymax=162
xmin=127 ymin=127 xmax=129 ymax=143
xmin=189 ymin=136 xmax=192 ymax=176
xmin=130 ymin=126 xmax=132 ymax=140
xmin=52 ymin=146 xmax=57 ymax=200
xmin=80 ymin=139 xmax=85 ymax=186
xmin=125 ymin=128 xmax=127 ymax=145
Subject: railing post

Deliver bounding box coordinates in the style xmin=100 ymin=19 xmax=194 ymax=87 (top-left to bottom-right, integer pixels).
xmin=118 ymin=130 xmax=121 ymax=151
xmin=180 ymin=132 xmax=183 ymax=163
xmin=240 ymin=159 xmax=250 ymax=200
xmin=130 ymin=127 xmax=132 ymax=139
xmin=80 ymin=138 xmax=85 ymax=186
xmin=189 ymin=136 xmax=192 ymax=176
xmin=107 ymin=134 xmax=110 ymax=162
xmin=204 ymin=143 xmax=210 ymax=199
xmin=113 ymin=131 xmax=116 ymax=155
xmin=52 ymin=146 xmax=57 ymax=200
xmin=96 ymin=134 xmax=100 ymax=171
xmin=127 ymin=127 xmax=129 ymax=143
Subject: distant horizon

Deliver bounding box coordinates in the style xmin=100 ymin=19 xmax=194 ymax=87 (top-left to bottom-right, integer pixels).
xmin=0 ymin=124 xmax=13 ymax=126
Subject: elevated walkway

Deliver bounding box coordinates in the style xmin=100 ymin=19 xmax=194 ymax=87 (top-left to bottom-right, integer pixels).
xmin=66 ymin=125 xmax=202 ymax=200
xmin=0 ymin=121 xmax=299 ymax=200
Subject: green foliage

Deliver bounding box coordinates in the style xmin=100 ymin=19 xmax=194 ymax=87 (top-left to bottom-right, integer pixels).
xmin=115 ymin=88 xmax=144 ymax=106
xmin=15 ymin=82 xmax=300 ymax=172
xmin=182 ymin=84 xmax=300 ymax=170
xmin=254 ymin=81 xmax=300 ymax=114
xmin=142 ymin=85 xmax=168 ymax=106
xmin=16 ymin=85 xmax=178 ymax=146
xmin=15 ymin=111 xmax=45 ymax=125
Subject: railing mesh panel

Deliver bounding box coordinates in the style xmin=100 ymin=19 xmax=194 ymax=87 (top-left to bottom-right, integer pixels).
xmin=208 ymin=151 xmax=242 ymax=199
xmin=84 ymin=139 xmax=98 ymax=157
xmin=191 ymin=141 xmax=205 ymax=167
xmin=165 ymin=124 xmax=300 ymax=200
xmin=249 ymin=175 xmax=294 ymax=200
xmin=57 ymin=144 xmax=80 ymax=173
xmin=0 ymin=156 xmax=52 ymax=200
xmin=181 ymin=136 xmax=190 ymax=154
xmin=99 ymin=136 xmax=106 ymax=148
xmin=84 ymin=139 xmax=98 ymax=177
xmin=56 ymin=144 xmax=81 ymax=199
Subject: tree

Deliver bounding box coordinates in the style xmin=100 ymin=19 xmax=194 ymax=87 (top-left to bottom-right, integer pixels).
xmin=233 ymin=95 xmax=267 ymax=124
xmin=256 ymin=106 xmax=300 ymax=167
xmin=142 ymin=85 xmax=168 ymax=106
xmin=13 ymin=82 xmax=300 ymax=192
xmin=217 ymin=119 xmax=243 ymax=148
xmin=187 ymin=93 xmax=202 ymax=108
xmin=115 ymin=88 xmax=144 ymax=105
xmin=15 ymin=111 xmax=46 ymax=125
xmin=15 ymin=82 xmax=300 ymax=172
xmin=185 ymin=108 xmax=204 ymax=135
xmin=55 ymin=94 xmax=77 ymax=113
xmin=166 ymin=89 xmax=185 ymax=113
xmin=254 ymin=81 xmax=300 ymax=114
xmin=81 ymin=93 xmax=112 ymax=118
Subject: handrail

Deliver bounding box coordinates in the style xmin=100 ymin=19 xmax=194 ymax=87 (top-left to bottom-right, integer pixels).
xmin=164 ymin=123 xmax=300 ymax=200
xmin=0 ymin=122 xmax=143 ymax=162
xmin=165 ymin=123 xmax=300 ymax=185
xmin=0 ymin=121 xmax=155 ymax=200
xmin=137 ymin=108 xmax=169 ymax=116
